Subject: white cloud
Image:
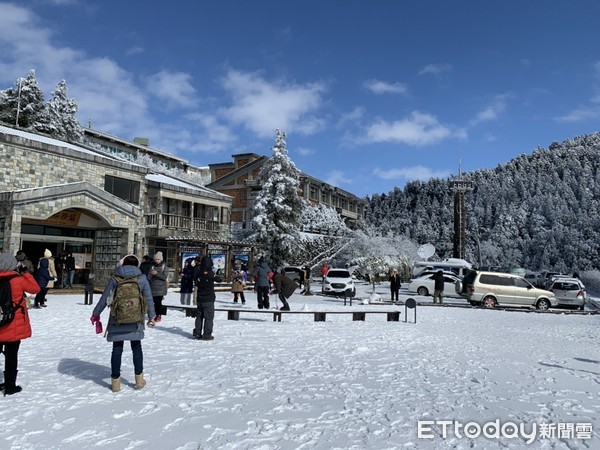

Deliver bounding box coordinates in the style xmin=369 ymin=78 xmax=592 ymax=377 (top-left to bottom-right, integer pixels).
xmin=325 ymin=170 xmax=348 ymax=187
xmin=363 ymin=111 xmax=457 ymax=146
xmin=418 ymin=63 xmax=453 ymax=76
xmin=145 ymin=70 xmax=198 ymax=109
xmin=469 ymin=94 xmax=511 ymax=126
xmin=363 ymin=79 xmax=408 ymax=95
xmin=219 ymin=69 xmax=327 ymax=138
xmin=373 ymin=166 xmax=450 ymax=182
xmin=555 ymin=107 xmax=599 ymax=122
xmin=126 ymin=46 xmax=145 ymax=56
xmin=295 ymin=147 xmax=314 ymax=156
xmin=336 ymin=106 xmax=365 ymax=128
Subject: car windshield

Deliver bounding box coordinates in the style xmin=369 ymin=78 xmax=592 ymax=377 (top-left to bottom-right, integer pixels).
xmin=327 ymin=270 xmax=351 ymax=278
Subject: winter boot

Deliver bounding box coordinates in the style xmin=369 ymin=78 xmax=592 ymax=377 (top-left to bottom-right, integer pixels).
xmin=202 ymin=334 xmax=214 ymax=341
xmin=3 ymin=370 xmax=22 ymax=396
xmin=111 ymin=377 xmax=121 ymax=392
xmin=263 ymin=301 xmax=270 ymax=309
xmin=257 ymin=301 xmax=263 ymax=309
xmin=135 ymin=373 xmax=146 ymax=389
xmin=280 ymin=304 xmax=290 ymax=311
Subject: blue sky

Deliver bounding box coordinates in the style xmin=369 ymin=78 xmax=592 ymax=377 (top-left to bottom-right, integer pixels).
xmin=2 ymin=1 xmax=600 ymax=197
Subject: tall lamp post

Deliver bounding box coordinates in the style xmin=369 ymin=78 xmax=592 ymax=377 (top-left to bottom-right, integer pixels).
xmin=450 ymin=159 xmax=473 ymax=260
xmin=15 ymin=77 xmax=23 ymax=127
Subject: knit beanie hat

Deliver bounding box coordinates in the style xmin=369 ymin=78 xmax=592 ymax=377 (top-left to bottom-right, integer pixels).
xmin=154 ymin=251 xmax=163 ymax=261
xmin=44 ymin=249 xmax=52 ymax=258
xmin=0 ymin=252 xmax=18 ymax=271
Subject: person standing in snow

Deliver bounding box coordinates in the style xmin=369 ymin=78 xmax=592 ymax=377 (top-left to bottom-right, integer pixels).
xmin=321 ymin=262 xmax=329 ymax=282
xmin=65 ymin=252 xmax=76 ymax=289
xmin=231 ymin=267 xmax=246 ymax=305
xmin=250 ymin=257 xmax=271 ymax=309
xmin=179 ymin=258 xmax=195 ymax=306
xmin=272 ymin=268 xmax=297 ymax=311
xmin=432 ymin=270 xmax=445 ymax=305
xmin=91 ymin=254 xmax=156 ymax=392
xmin=389 ymin=269 xmax=401 ymax=302
xmin=148 ymin=251 xmax=169 ymax=322
xmin=40 ymin=249 xmax=57 ymax=290
xmin=33 ymin=258 xmax=53 ymax=308
xmin=193 ymin=255 xmax=216 ymax=340
xmin=0 ymin=252 xmax=40 ymax=396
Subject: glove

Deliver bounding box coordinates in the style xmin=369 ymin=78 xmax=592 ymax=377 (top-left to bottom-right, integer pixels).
xmin=90 ymin=315 xmax=100 ymax=324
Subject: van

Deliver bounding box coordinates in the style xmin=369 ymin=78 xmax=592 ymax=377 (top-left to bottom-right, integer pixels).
xmin=456 ymin=270 xmax=558 ymax=310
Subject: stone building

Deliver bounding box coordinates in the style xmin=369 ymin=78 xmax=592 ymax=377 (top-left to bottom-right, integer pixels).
xmin=0 ymin=124 xmax=234 ymax=287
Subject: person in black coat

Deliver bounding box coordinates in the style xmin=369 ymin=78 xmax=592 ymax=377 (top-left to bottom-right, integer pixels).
xmin=193 ymin=256 xmax=216 ymax=340
xmin=433 ymin=270 xmax=445 ymax=304
xmin=389 ymin=269 xmax=401 ymax=302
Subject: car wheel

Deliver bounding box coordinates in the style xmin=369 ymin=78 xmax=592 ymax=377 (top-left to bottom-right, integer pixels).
xmin=483 ymin=296 xmax=496 ymax=308
xmin=417 ymin=287 xmax=429 ymax=296
xmin=536 ymin=299 xmax=551 ymax=310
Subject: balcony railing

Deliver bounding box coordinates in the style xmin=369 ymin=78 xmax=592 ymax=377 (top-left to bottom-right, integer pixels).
xmin=146 ymin=213 xmax=219 ymax=232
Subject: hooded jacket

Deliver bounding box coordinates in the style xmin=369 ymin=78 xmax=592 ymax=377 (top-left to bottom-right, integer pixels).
xmin=92 ymin=264 xmax=156 ymax=342
xmin=34 ymin=258 xmax=53 ymax=288
xmin=251 ymin=260 xmax=272 ymax=287
xmin=0 ymin=253 xmax=40 ymax=342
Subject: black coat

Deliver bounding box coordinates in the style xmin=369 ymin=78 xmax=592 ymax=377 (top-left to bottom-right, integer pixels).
xmin=433 ymin=272 xmax=445 ymax=291
xmin=194 ymin=256 xmax=215 ymax=303
xmin=389 ymin=274 xmax=401 ymax=291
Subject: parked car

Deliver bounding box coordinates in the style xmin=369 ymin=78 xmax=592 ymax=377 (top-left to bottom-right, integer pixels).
xmin=322 ymin=269 xmax=355 ymax=297
xmin=455 ymin=270 xmax=558 ymax=310
xmin=537 ymin=271 xmax=561 ymax=288
xmin=547 ymin=278 xmax=586 ymax=310
xmin=283 ymin=266 xmax=304 ymax=284
xmin=408 ymin=273 xmax=462 ymax=298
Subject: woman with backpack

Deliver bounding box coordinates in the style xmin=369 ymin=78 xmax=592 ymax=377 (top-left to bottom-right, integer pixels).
xmin=90 ymin=255 xmax=157 ymax=393
xmin=0 ymin=252 xmax=40 ymax=396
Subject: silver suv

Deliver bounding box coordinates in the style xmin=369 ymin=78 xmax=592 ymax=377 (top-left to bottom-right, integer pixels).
xmin=456 ymin=270 xmax=558 ymax=310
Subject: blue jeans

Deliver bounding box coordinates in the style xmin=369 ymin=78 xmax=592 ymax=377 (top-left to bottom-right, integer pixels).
xmin=67 ymin=270 xmax=75 ymax=287
xmin=111 ymin=340 xmax=143 ymax=378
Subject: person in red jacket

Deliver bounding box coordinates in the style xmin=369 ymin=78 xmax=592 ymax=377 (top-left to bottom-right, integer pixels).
xmin=0 ymin=252 xmax=40 ymax=396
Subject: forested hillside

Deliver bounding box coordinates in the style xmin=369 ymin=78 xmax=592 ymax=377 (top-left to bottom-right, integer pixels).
xmin=366 ymin=133 xmax=600 ymax=272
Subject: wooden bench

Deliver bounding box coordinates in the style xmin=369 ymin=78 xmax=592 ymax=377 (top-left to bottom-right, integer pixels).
xmin=166 ymin=305 xmax=401 ymax=322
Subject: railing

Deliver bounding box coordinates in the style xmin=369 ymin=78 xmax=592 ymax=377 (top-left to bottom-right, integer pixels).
xmin=146 ymin=213 xmax=219 ymax=232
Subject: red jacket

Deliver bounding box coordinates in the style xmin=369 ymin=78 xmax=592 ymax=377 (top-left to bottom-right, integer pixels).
xmin=0 ymin=271 xmax=40 ymax=342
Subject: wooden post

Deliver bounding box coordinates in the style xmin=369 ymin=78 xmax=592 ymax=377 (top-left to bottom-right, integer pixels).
xmin=352 ymin=312 xmax=366 ymax=321
xmin=227 ymin=310 xmax=240 ymax=321
xmin=314 ymin=312 xmax=327 ymax=322
xmin=387 ymin=311 xmax=400 ymax=321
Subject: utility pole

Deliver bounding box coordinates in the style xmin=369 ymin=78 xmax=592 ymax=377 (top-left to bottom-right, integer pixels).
xmin=15 ymin=78 xmax=23 ymax=127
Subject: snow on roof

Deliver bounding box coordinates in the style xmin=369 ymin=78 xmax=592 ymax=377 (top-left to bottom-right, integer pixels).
xmin=145 ymin=173 xmax=231 ymax=198
xmin=0 ymin=124 xmax=115 ymax=161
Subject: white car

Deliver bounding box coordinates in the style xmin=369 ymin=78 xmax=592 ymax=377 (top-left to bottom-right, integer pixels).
xmin=548 ymin=278 xmax=586 ymax=310
xmin=322 ymin=269 xmax=355 ymax=297
xmin=408 ymin=273 xmax=462 ymax=298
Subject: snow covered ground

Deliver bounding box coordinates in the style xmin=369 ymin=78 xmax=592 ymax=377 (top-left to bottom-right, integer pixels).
xmin=1 ymin=282 xmax=598 ymax=449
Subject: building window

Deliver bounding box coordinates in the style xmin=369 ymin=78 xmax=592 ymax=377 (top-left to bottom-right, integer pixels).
xmin=104 ymin=175 xmax=140 ymax=204
xmin=309 ymin=185 xmax=318 ymax=200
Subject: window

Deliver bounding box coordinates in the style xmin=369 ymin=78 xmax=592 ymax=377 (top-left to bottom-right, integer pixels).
xmin=104 ymin=175 xmax=140 ymax=204
xmin=514 ymin=278 xmax=530 ymax=288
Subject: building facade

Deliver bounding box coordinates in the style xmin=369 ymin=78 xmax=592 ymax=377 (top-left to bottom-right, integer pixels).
xmin=207 ymin=153 xmax=367 ymax=232
xmin=0 ymin=125 xmax=233 ymax=287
